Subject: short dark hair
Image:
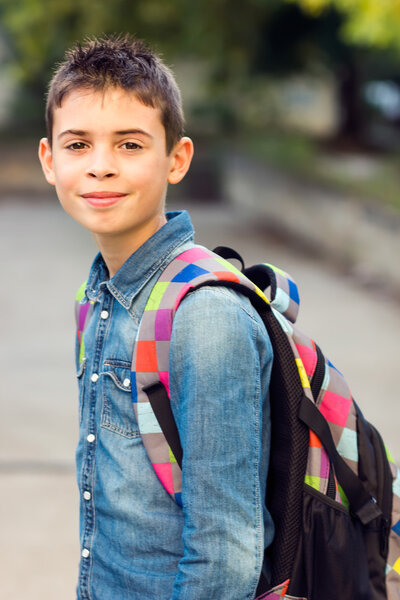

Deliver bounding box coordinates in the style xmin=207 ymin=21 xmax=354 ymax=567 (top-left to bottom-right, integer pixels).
xmin=46 ymin=34 xmax=184 ymax=153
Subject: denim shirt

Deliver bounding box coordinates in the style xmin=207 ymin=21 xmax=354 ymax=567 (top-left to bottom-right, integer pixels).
xmin=75 ymin=210 xmax=274 ymax=600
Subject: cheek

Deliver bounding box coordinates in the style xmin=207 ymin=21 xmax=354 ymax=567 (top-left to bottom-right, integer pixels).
xmin=130 ymin=154 xmax=171 ymax=184
xmin=53 ymin=163 xmax=78 ymax=191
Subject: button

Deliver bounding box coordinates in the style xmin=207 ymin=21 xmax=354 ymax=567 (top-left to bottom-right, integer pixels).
xmin=83 ymin=491 xmax=91 ymax=501
xmin=87 ymin=434 xmax=95 ymax=443
xmin=91 ymin=373 xmax=99 ymax=383
xmin=81 ymin=548 xmax=90 ymax=558
xmin=123 ymin=378 xmax=130 ymax=388
xmin=100 ymin=310 xmax=109 ymax=320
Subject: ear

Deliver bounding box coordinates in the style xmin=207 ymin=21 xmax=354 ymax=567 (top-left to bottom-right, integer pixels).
xmin=38 ymin=138 xmax=56 ymax=186
xmin=168 ymin=136 xmax=194 ymax=185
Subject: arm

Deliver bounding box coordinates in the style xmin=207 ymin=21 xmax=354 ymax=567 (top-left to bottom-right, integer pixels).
xmin=169 ymin=286 xmax=274 ymax=600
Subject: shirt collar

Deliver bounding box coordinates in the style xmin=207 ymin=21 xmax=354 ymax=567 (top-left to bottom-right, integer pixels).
xmin=85 ymin=210 xmax=194 ymax=309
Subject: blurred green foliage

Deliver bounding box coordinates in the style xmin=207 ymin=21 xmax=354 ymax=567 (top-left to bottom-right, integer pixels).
xmin=0 ymin=0 xmax=398 ymax=141
xmin=290 ymin=0 xmax=400 ymax=51
xmin=0 ymin=0 xmax=282 ymax=86
xmin=0 ymin=0 xmax=179 ymax=86
xmin=1 ymin=0 xmax=396 ymax=93
xmin=0 ymin=0 xmax=283 ymax=129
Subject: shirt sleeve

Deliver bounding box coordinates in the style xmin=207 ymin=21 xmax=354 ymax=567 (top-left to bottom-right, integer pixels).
xmin=168 ymin=285 xmax=274 ymax=600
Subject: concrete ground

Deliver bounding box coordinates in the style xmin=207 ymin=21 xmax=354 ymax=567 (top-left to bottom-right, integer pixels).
xmin=1 ymin=193 xmax=399 ymax=599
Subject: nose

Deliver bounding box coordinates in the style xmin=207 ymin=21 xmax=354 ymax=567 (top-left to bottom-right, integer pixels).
xmin=86 ymin=148 xmax=118 ymax=179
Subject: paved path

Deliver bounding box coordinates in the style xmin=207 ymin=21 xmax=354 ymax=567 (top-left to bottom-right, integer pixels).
xmin=1 ymin=194 xmax=399 ymax=599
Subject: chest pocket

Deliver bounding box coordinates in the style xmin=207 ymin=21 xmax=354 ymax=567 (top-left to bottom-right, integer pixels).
xmin=101 ymin=359 xmax=140 ymax=438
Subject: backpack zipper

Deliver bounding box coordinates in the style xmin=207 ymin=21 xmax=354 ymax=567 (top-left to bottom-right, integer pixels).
xmin=326 ymin=462 xmax=337 ymax=499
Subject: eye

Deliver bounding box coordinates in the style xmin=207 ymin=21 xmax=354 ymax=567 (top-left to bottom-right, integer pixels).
xmin=121 ymin=142 xmax=142 ymax=151
xmin=66 ymin=141 xmax=88 ymax=151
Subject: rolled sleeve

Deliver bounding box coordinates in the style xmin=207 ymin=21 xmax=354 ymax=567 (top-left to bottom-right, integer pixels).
xmin=169 ymin=286 xmax=274 ymax=600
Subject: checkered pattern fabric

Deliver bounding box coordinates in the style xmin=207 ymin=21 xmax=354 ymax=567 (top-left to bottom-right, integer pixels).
xmin=130 ymin=246 xmax=363 ymax=507
xmin=75 ymin=245 xmax=400 ymax=595
xmin=131 ymin=246 xmax=269 ymax=505
xmin=264 ymin=263 xmax=300 ymax=324
xmin=291 ymin=323 xmax=354 ymax=503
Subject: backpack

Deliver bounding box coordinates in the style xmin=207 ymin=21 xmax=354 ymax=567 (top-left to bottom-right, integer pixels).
xmin=76 ymin=245 xmax=400 ymax=600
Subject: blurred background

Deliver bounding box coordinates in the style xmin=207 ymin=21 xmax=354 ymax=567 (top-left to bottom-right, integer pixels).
xmin=1 ymin=1 xmax=400 ymax=598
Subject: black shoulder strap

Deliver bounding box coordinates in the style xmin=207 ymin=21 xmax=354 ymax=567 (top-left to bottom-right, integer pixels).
xmin=144 ymin=383 xmax=183 ymax=469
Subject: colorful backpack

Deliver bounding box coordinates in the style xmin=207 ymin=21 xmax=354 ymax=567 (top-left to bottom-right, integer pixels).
xmin=76 ymin=245 xmax=400 ymax=600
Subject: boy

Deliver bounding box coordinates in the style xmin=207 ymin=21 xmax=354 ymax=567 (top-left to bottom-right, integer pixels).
xmin=39 ymin=34 xmax=274 ymax=600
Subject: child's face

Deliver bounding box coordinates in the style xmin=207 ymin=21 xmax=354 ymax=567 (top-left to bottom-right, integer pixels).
xmin=39 ymin=86 xmax=192 ymax=247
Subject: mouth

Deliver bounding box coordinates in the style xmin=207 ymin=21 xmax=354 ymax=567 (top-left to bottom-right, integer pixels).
xmin=81 ymin=191 xmax=127 ymax=208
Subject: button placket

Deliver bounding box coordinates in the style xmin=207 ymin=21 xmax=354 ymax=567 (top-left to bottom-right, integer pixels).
xmin=79 ymin=292 xmax=112 ymax=597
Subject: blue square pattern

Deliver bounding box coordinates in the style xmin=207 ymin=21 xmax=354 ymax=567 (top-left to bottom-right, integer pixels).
xmin=130 ymin=372 xmax=137 ymax=402
xmin=393 ymin=519 xmax=400 ymax=536
xmin=288 ymin=278 xmax=300 ymax=305
xmin=171 ymin=264 xmax=210 ymax=283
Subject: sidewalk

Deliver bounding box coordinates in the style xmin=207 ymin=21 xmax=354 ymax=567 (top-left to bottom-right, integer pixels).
xmin=1 ymin=197 xmax=92 ymax=600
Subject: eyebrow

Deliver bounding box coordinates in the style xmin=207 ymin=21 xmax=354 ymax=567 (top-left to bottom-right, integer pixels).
xmin=57 ymin=129 xmax=86 ymax=140
xmin=115 ymin=129 xmax=153 ymax=138
xmin=57 ymin=128 xmax=154 ymax=140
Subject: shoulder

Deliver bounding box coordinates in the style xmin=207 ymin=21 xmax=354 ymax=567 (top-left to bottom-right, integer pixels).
xmin=179 ymin=284 xmax=262 ymax=324
xmin=171 ymin=284 xmax=272 ymax=356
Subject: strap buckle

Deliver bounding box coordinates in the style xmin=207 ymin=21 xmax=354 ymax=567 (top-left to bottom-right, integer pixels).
xmin=354 ymin=496 xmax=382 ymax=525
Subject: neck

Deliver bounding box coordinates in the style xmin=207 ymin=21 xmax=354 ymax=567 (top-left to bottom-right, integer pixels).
xmin=93 ymin=214 xmax=167 ymax=277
